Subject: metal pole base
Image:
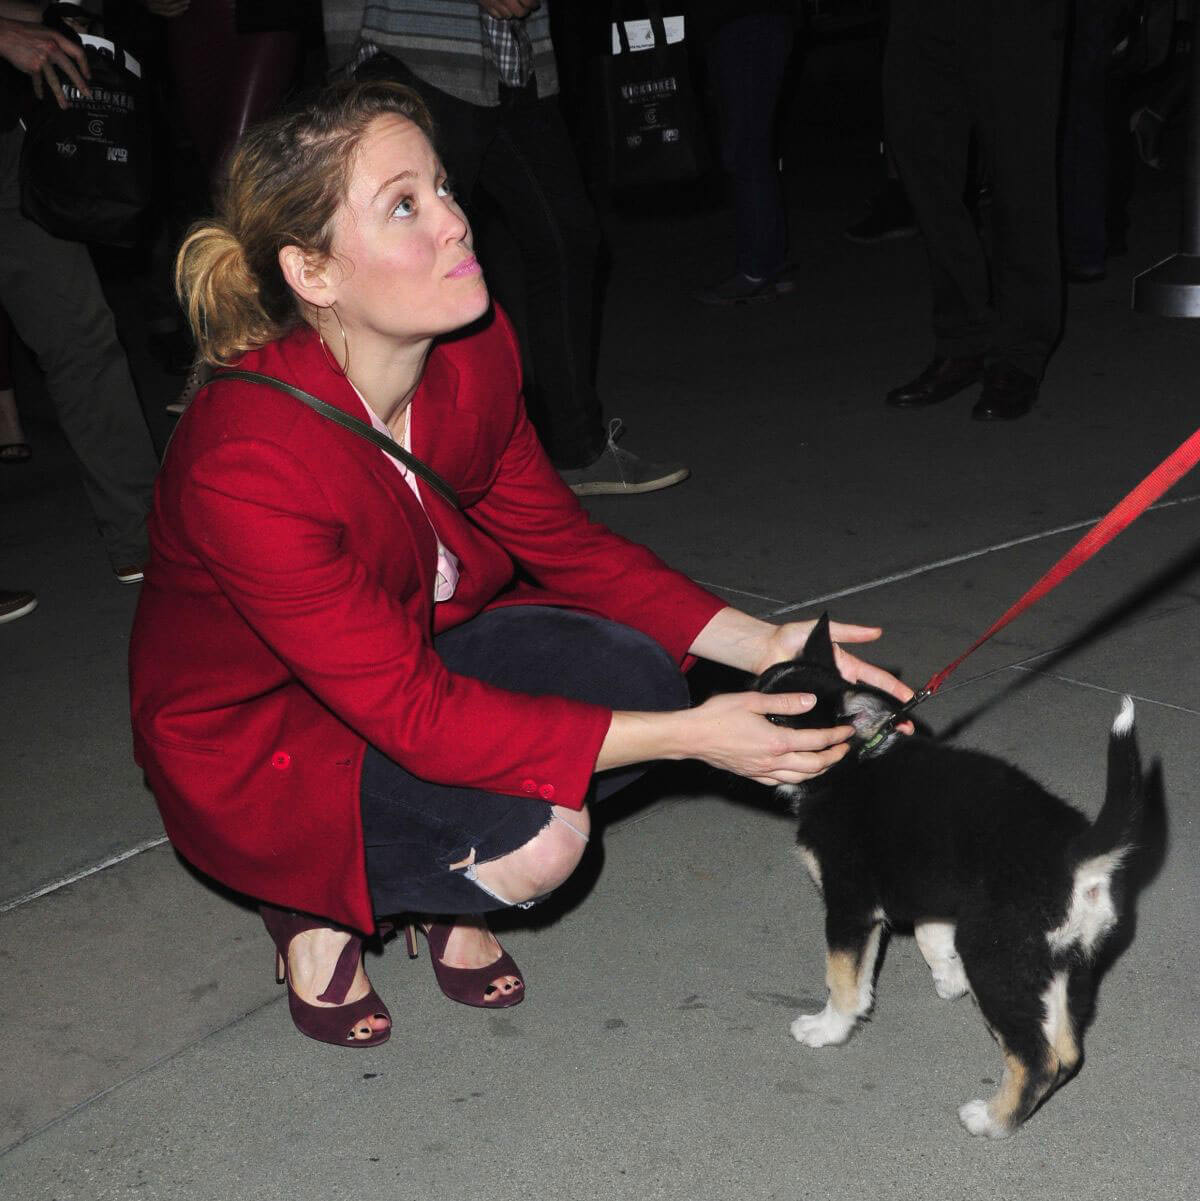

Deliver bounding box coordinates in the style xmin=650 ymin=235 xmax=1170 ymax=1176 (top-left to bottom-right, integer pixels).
xmin=1132 ymin=253 xmax=1200 ymax=317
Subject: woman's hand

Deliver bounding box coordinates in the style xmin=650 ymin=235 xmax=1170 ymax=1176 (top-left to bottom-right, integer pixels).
xmin=689 ymin=607 xmax=913 ymax=707
xmin=598 ymin=691 xmax=855 ymax=788
xmin=676 ymin=691 xmax=856 ymax=787
xmin=756 ymin=618 xmax=914 ymax=707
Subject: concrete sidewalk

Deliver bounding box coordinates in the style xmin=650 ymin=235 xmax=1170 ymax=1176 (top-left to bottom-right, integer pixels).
xmin=3 ymin=53 xmax=1199 ymax=1201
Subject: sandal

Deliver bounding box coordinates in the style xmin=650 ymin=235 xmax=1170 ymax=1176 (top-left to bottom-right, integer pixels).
xmin=259 ymin=905 xmax=392 ymax=1048
xmin=405 ymin=918 xmax=525 ymax=1009
xmin=0 ymin=442 xmax=31 ymax=464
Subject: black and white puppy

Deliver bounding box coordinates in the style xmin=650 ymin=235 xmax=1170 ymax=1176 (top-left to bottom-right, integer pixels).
xmin=753 ymin=615 xmax=1142 ymax=1138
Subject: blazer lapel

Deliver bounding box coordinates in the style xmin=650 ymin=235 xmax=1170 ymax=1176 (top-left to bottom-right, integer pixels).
xmin=271 ymin=328 xmax=442 ymax=599
xmin=410 ymin=344 xmax=481 ymax=507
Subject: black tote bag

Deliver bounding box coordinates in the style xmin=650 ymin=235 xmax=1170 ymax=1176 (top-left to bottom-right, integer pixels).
xmin=19 ymin=4 xmax=152 ymax=247
xmin=595 ymin=2 xmax=708 ymax=191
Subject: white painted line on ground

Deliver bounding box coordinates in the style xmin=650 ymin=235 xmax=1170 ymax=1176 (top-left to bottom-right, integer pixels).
xmin=0 ymin=992 xmax=283 ymax=1159
xmin=694 ymin=581 xmax=787 ymax=607
xmin=6 ymin=496 xmax=1197 ymax=917
xmin=765 ymin=492 xmax=1200 ymax=617
xmin=1006 ymin=666 xmax=1200 ymax=716
xmin=0 ymin=835 xmax=169 ymax=915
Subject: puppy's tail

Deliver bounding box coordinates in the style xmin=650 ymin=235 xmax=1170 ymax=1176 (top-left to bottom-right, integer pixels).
xmin=1052 ymin=697 xmax=1143 ymax=958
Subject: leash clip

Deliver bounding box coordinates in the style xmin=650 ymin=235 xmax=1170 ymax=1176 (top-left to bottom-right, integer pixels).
xmin=860 ymin=686 xmax=932 ymax=753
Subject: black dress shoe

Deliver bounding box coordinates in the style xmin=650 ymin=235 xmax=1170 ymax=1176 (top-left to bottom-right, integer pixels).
xmin=885 ymin=355 xmax=984 ymax=408
xmin=971 ymin=361 xmax=1039 ymax=421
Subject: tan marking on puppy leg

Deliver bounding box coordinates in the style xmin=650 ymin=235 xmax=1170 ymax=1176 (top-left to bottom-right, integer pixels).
xmin=796 ymin=846 xmax=823 ymax=893
xmin=990 ymin=1051 xmax=1031 ymax=1129
xmin=826 ymin=949 xmax=861 ymax=1015
xmin=1041 ymin=971 xmax=1080 ymax=1075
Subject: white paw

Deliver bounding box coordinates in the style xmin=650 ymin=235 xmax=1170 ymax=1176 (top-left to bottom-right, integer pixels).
xmin=958 ymin=1099 xmax=1010 ymax=1139
xmin=790 ymin=1003 xmax=855 ymax=1048
xmin=931 ymin=959 xmax=969 ymax=1001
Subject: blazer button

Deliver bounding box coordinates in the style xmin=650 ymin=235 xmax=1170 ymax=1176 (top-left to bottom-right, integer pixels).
xmin=271 ymin=751 xmax=292 ymax=770
xmin=520 ymin=778 xmax=537 ymax=795
xmin=539 ymin=783 xmax=555 ymax=801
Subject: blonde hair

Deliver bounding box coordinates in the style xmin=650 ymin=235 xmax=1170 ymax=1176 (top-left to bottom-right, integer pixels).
xmin=175 ymin=80 xmax=434 ymax=364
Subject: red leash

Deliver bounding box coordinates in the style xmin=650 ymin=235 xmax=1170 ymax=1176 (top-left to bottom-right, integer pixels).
xmin=900 ymin=425 xmax=1200 ymax=714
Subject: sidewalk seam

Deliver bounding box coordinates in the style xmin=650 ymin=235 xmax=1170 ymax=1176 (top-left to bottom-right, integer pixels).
xmin=0 ymin=835 xmax=168 ymax=915
xmin=0 ymin=993 xmax=284 ymax=1161
xmin=765 ymin=492 xmax=1200 ymax=617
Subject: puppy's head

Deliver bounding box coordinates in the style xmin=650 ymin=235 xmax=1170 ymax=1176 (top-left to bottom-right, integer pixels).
xmin=752 ymin=614 xmax=902 ymax=762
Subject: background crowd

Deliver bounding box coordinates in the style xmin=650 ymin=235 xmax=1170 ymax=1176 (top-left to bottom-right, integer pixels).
xmin=0 ymin=0 xmax=1193 ymax=624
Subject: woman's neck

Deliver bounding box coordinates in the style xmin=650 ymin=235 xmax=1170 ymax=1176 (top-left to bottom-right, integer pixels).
xmin=341 ymin=333 xmax=433 ymax=435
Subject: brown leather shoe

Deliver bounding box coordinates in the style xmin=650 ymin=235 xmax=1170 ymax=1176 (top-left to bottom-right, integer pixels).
xmin=971 ymin=361 xmax=1039 ymax=421
xmin=885 ymin=355 xmax=984 ymax=408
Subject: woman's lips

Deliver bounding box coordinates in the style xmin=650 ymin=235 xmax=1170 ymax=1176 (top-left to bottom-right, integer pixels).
xmin=446 ymin=256 xmax=481 ymax=278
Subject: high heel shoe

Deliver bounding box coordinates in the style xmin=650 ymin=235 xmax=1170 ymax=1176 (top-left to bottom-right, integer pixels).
xmin=405 ymin=919 xmax=525 ymax=1009
xmin=259 ymin=905 xmax=392 ymax=1048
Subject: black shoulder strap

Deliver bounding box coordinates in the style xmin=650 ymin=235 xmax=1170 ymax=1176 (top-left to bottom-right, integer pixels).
xmin=213 ymin=368 xmax=461 ymax=510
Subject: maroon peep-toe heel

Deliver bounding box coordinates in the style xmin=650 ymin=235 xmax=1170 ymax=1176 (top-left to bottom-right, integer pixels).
xmin=259 ymin=905 xmax=392 ymax=1048
xmin=405 ymin=919 xmax=525 ymax=1008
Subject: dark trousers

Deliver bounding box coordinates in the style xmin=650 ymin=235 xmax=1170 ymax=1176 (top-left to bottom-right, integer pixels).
xmin=1061 ymin=0 xmax=1123 ymax=273
xmin=706 ymin=13 xmax=795 ymax=279
xmin=0 ymin=128 xmax=158 ymax=568
xmin=360 ymin=607 xmax=690 ymax=917
xmin=883 ymin=0 xmax=1066 ymax=378
xmin=356 ymin=55 xmax=606 ymax=469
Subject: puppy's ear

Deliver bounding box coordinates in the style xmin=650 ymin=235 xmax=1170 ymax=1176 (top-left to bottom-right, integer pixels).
xmin=801 ymin=612 xmax=838 ymax=671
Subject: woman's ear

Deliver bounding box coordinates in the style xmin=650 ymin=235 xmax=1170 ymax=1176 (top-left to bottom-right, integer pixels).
xmin=278 ymin=245 xmax=335 ymax=308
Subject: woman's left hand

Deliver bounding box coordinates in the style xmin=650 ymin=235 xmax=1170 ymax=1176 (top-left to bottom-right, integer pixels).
xmin=756 ymin=618 xmax=914 ymax=707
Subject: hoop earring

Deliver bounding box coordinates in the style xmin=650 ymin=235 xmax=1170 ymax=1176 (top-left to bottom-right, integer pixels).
xmin=317 ymin=304 xmax=350 ymax=378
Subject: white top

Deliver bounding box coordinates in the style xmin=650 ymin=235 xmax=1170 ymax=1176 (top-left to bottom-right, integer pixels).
xmin=354 ymin=388 xmax=460 ymax=602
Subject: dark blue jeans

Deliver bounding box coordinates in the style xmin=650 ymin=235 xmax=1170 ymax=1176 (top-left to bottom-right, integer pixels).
xmin=360 ymin=606 xmax=691 ymax=917
xmin=706 ymin=13 xmax=795 ymax=279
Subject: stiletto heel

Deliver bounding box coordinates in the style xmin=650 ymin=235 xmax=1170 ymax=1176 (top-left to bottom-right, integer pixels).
xmin=259 ymin=905 xmax=392 ymax=1048
xmin=407 ymin=917 xmax=525 ymax=1009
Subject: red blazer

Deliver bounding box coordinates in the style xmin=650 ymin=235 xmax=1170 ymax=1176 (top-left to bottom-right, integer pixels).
xmin=129 ymin=309 xmax=724 ymax=931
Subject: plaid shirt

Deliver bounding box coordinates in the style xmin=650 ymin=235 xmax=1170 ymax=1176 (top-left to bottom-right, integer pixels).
xmin=480 ymin=14 xmax=534 ymax=89
xmin=324 ymin=0 xmax=557 ymax=107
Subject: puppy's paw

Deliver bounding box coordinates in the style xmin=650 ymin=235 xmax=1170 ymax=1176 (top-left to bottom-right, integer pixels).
xmin=958 ymin=1099 xmax=1012 ymax=1139
xmin=790 ymin=1002 xmax=855 ymax=1048
xmin=931 ymin=959 xmax=969 ymax=1001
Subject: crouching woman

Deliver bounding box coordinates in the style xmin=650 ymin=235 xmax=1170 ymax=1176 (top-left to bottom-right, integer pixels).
xmin=129 ymin=80 xmax=910 ymax=1049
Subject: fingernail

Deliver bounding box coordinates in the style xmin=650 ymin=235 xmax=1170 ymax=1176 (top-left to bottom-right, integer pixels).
xmin=800 ymin=694 xmax=816 ymax=707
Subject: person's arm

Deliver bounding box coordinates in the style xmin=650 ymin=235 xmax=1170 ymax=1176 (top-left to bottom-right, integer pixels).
xmin=590 ymin=610 xmax=914 ymax=787
xmin=596 ymin=690 xmax=855 ymax=787
xmin=178 ymin=431 xmax=614 ymax=810
xmin=688 ymin=605 xmax=913 ymax=697
xmin=0 ymin=5 xmax=89 ymax=108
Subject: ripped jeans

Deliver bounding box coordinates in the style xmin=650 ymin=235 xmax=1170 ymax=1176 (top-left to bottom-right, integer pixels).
xmin=359 ymin=607 xmax=691 ymax=917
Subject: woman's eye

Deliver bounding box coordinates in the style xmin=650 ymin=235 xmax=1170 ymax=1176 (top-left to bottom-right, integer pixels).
xmin=436 ymin=179 xmax=454 ymax=199
xmin=392 ymin=196 xmax=416 ymax=218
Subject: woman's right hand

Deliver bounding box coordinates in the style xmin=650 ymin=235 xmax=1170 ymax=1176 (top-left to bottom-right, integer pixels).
xmin=599 ymin=691 xmax=854 ymax=788
xmin=676 ymin=691 xmax=854 ymax=787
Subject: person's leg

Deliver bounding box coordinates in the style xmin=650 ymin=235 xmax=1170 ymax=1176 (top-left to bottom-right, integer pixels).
xmin=476 ymin=85 xmax=607 ymax=470
xmin=706 ymin=13 xmax=795 ymax=281
xmin=0 ymin=129 xmax=158 ymax=570
xmin=359 ymin=607 xmax=690 ymax=976
xmin=884 ymin=0 xmax=994 ymax=361
xmin=978 ymin=0 xmax=1065 ymax=377
xmin=1061 ymin=0 xmax=1120 ymax=277
xmin=0 ymin=303 xmax=30 ymax=461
